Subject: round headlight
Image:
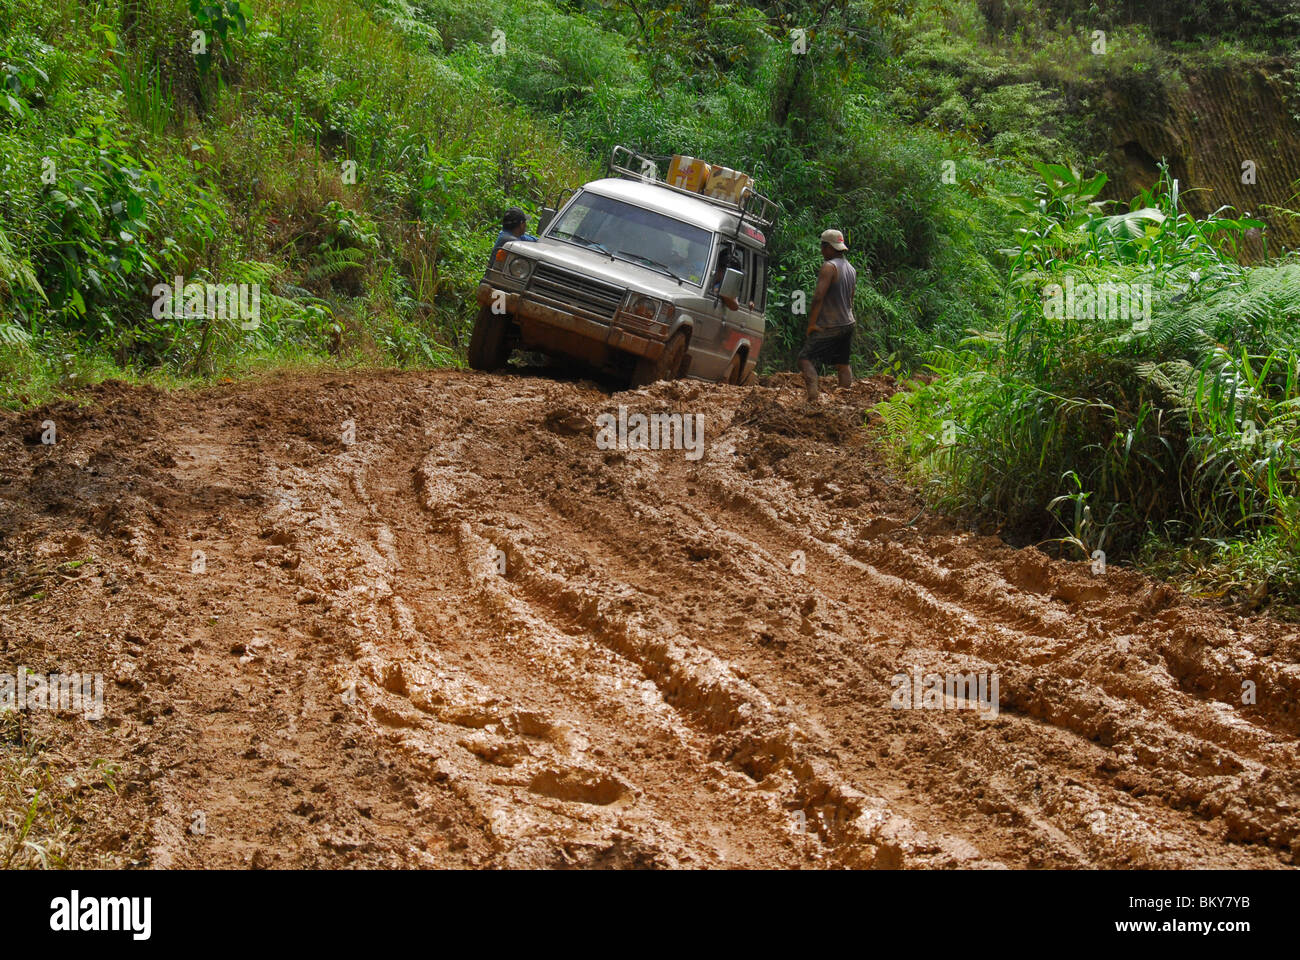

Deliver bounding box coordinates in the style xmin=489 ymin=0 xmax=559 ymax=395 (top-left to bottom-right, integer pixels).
xmin=628 ymin=295 xmax=658 ymax=319
xmin=507 ymin=255 xmax=533 ymax=280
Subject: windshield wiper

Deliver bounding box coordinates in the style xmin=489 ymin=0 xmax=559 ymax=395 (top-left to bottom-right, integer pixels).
xmin=617 ymin=250 xmax=682 ymax=284
xmin=554 ymin=230 xmax=611 ymax=257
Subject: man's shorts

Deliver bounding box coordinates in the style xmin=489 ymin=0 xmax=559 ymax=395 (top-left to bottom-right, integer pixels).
xmin=798 ymin=326 xmax=854 ymax=367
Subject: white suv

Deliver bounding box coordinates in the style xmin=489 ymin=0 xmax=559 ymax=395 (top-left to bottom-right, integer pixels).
xmin=471 ymin=146 xmax=777 ymax=386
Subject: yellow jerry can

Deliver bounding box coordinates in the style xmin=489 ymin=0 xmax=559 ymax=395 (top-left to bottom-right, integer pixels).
xmin=667 ymin=155 xmax=712 ymax=192
xmin=704 ymin=167 xmax=754 ymax=203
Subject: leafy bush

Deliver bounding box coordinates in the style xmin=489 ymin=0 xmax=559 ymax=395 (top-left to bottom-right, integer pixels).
xmin=0 ymin=0 xmax=592 ymax=392
xmin=878 ymin=161 xmax=1300 ymax=602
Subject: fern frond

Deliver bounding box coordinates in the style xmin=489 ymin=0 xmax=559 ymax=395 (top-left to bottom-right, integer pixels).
xmin=305 ymin=248 xmax=366 ymax=284
xmin=228 ymin=260 xmax=281 ymax=285
xmin=0 ymin=323 xmax=32 ymax=346
xmin=0 ymin=227 xmax=45 ymax=303
xmin=1135 ymin=359 xmax=1198 ymax=411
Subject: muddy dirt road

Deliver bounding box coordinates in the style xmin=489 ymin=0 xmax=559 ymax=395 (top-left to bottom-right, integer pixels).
xmin=1 ymin=369 xmax=1297 ymax=868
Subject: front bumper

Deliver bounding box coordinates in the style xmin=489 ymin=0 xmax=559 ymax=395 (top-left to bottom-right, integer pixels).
xmin=477 ymin=282 xmax=664 ymax=361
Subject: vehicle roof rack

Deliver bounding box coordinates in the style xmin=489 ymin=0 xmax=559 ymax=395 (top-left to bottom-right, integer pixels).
xmin=607 ymin=145 xmax=779 ymax=233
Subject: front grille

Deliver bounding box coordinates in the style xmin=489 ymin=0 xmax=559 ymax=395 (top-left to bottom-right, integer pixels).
xmin=529 ymin=263 xmax=623 ymax=322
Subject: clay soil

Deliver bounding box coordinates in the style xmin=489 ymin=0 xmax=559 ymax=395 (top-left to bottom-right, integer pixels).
xmin=1 ymin=368 xmax=1297 ymax=868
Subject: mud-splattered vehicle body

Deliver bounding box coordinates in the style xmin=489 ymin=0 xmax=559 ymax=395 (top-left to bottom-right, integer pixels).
xmin=471 ymin=146 xmax=778 ymax=386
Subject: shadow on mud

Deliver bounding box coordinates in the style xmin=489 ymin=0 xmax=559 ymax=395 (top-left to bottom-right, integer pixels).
xmin=503 ymin=353 xmax=632 ymax=394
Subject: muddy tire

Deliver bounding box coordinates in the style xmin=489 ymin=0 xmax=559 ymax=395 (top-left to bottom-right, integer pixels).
xmin=724 ymin=352 xmax=751 ymax=386
xmin=631 ymin=330 xmax=687 ymax=387
xmin=468 ymin=306 xmax=511 ymax=371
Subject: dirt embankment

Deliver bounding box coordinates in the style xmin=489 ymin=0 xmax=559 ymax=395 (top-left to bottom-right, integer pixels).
xmin=1101 ymin=60 xmax=1300 ymax=258
xmin=1 ymin=369 xmax=1297 ymax=868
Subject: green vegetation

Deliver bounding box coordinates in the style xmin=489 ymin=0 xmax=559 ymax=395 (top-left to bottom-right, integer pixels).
xmin=976 ymin=1 xmax=1299 ymax=54
xmin=5 ymin=0 xmax=1070 ymax=402
xmin=0 ymin=709 xmax=123 ymax=868
xmin=2 ymin=0 xmax=1298 ymax=603
xmin=7 ymin=0 xmax=1281 ymax=392
xmin=0 ymin=0 xmax=590 ymax=405
xmin=877 ymin=162 xmax=1300 ymax=606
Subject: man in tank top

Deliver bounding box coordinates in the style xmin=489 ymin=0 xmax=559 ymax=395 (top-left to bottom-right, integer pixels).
xmin=797 ymin=229 xmax=857 ymax=403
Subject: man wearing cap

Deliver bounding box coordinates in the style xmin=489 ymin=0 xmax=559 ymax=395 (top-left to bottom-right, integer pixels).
xmin=488 ymin=207 xmax=538 ymax=267
xmin=798 ymin=228 xmax=857 ymax=403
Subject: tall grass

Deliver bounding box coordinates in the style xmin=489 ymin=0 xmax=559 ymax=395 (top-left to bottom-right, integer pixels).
xmin=878 ymin=161 xmax=1300 ymax=603
xmin=117 ymin=55 xmax=173 ymax=137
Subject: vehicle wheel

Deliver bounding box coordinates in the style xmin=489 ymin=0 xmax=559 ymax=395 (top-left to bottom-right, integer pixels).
xmin=724 ymin=352 xmax=749 ymax=386
xmin=468 ymin=306 xmax=511 ymax=371
xmin=631 ymin=330 xmax=687 ymax=387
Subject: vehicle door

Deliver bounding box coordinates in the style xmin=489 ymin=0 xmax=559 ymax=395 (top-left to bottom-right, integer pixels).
xmin=689 ymin=239 xmax=742 ymax=380
xmin=718 ymin=244 xmax=764 ymax=365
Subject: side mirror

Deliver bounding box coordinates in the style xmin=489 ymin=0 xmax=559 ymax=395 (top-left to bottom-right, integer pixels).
xmin=719 ymin=267 xmax=744 ymax=300
xmin=538 ymin=207 xmax=556 ymax=234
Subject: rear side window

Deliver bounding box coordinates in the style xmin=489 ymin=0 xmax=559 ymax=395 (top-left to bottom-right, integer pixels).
xmin=733 ymin=246 xmax=751 ymax=286
xmin=750 ymin=254 xmax=767 ymax=310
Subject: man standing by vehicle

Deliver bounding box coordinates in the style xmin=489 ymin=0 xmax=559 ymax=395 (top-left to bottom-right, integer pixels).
xmin=798 ymin=228 xmax=856 ymax=403
xmin=488 ymin=207 xmax=538 ymax=267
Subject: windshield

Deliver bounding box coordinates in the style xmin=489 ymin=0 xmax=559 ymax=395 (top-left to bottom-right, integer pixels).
xmin=548 ymin=191 xmax=712 ymax=286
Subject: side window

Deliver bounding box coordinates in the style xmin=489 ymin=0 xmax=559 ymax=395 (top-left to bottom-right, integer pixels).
xmin=734 ymin=247 xmax=751 ymax=289
xmin=714 ymin=243 xmax=761 ymax=306
xmin=733 ymin=247 xmax=761 ymax=308
xmin=713 ymin=242 xmax=740 ymax=292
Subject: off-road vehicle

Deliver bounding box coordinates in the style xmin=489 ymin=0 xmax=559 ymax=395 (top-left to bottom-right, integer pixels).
xmin=471 ymin=146 xmax=777 ymax=385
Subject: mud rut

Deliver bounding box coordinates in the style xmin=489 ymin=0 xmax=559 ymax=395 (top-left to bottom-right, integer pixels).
xmin=1 ymin=370 xmax=1297 ymax=868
